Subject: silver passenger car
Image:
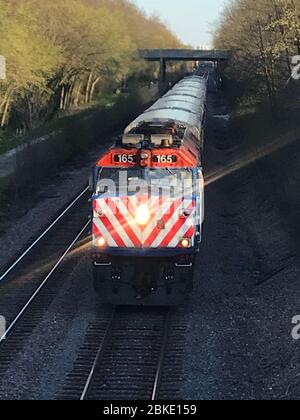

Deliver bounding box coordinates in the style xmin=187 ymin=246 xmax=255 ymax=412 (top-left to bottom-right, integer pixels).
xmin=124 ymin=76 xmax=207 ymax=145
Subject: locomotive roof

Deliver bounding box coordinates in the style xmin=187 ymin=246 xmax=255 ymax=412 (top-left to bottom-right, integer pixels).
xmin=124 ymin=76 xmax=207 ymax=139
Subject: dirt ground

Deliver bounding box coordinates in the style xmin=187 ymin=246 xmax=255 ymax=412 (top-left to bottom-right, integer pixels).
xmin=181 ymin=90 xmax=300 ymax=400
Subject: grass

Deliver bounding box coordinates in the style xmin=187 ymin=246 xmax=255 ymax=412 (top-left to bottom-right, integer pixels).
xmin=0 ymin=81 xmax=159 ymax=232
xmin=229 ymin=93 xmax=300 ymax=154
xmin=0 ymin=92 xmax=124 ymax=156
xmin=0 ymin=131 xmax=28 ymax=155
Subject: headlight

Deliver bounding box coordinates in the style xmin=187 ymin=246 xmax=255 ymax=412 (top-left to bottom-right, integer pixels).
xmin=180 ymin=238 xmax=191 ymax=248
xmin=97 ymin=237 xmax=106 ymax=248
xmin=135 ymin=205 xmax=150 ymax=226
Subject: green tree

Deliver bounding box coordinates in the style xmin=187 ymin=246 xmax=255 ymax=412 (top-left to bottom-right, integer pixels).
xmin=0 ymin=0 xmax=184 ymax=133
xmin=214 ymin=0 xmax=300 ymax=108
xmin=0 ymin=0 xmax=60 ymax=128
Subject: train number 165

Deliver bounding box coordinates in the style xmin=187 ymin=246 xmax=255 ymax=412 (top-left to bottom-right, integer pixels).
xmin=153 ymin=155 xmax=177 ymax=164
xmin=114 ymin=154 xmax=135 ymax=164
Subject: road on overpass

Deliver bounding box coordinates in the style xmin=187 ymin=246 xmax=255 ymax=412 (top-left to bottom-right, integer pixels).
xmin=138 ymin=49 xmax=229 ymax=82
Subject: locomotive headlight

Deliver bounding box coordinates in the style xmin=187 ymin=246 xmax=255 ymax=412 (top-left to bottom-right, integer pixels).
xmin=135 ymin=205 xmax=150 ymax=226
xmin=97 ymin=237 xmax=106 ymax=248
xmin=181 ymin=238 xmax=191 ymax=248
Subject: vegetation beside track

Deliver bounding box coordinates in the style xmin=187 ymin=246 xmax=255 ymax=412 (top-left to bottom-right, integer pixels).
xmin=215 ymin=0 xmax=300 ymax=111
xmin=0 ymin=0 xmax=184 ymax=144
xmin=0 ymin=69 xmax=187 ymax=233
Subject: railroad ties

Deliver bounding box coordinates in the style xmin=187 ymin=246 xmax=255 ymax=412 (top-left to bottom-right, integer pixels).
xmin=0 ymin=188 xmax=91 ymax=375
xmin=59 ymin=307 xmax=187 ymax=401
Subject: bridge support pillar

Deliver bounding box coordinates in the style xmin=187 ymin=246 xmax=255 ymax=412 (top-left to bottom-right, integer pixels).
xmin=160 ymin=58 xmax=166 ymax=84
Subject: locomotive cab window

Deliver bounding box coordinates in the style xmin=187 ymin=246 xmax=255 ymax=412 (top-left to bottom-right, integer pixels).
xmin=97 ymin=168 xmax=143 ymax=194
xmin=148 ymin=169 xmax=193 ymax=196
xmin=96 ymin=167 xmax=193 ymax=196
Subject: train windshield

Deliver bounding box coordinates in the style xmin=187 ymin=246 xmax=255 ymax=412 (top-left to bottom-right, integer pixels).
xmin=96 ymin=167 xmax=193 ymax=196
xmin=148 ymin=169 xmax=193 ymax=196
xmin=97 ymin=168 xmax=143 ymax=194
xmin=148 ymin=168 xmax=192 ymax=184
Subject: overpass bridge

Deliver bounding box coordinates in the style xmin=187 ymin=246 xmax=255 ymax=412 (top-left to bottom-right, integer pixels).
xmin=138 ymin=49 xmax=229 ymax=82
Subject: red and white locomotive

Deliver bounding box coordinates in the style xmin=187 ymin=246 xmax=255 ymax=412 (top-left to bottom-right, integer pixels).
xmin=90 ymin=76 xmax=207 ymax=305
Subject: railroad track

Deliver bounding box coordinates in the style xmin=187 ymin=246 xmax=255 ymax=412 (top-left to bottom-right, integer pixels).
xmin=59 ymin=307 xmax=183 ymax=401
xmin=0 ymin=187 xmax=91 ymax=373
xmin=0 ymin=186 xmax=89 ymax=284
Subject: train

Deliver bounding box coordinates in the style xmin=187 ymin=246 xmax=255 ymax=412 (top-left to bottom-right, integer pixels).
xmin=90 ymin=75 xmax=207 ymax=305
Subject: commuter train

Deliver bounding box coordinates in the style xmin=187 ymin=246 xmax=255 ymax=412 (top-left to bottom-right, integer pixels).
xmin=90 ymin=76 xmax=207 ymax=305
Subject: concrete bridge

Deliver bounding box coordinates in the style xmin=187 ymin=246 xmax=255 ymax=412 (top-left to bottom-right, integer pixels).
xmin=138 ymin=49 xmax=229 ymax=82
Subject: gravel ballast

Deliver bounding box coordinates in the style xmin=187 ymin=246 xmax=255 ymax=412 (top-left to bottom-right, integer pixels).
xmin=0 ymin=146 xmax=108 ymax=273
xmin=0 ymin=88 xmax=300 ymax=400
xmin=181 ymin=91 xmax=300 ymax=400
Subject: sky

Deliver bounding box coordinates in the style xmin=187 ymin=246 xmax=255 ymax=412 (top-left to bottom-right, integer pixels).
xmin=133 ymin=0 xmax=227 ymax=48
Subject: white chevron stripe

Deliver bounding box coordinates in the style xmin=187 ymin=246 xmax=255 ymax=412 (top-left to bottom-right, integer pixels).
xmin=142 ymin=197 xmax=182 ymax=242
xmin=100 ymin=199 xmax=135 ymax=247
xmin=93 ymin=217 xmax=117 ymax=247
xmin=150 ymin=202 xmax=187 ymax=248
xmin=114 ymin=196 xmax=173 ymax=245
xmin=142 ymin=196 xmax=167 ymax=239
xmin=168 ymin=215 xmax=195 ymax=248
xmin=111 ymin=197 xmax=143 ymax=242
xmin=154 ymin=200 xmax=194 ymax=248
xmin=94 ymin=196 xmax=195 ymax=249
xmin=119 ymin=195 xmax=161 ymax=241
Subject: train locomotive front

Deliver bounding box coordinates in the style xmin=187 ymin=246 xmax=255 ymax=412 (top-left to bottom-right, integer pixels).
xmin=90 ymin=76 xmax=207 ymax=305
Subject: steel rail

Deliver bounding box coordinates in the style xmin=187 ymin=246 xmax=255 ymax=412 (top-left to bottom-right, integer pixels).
xmin=151 ymin=310 xmax=171 ymax=401
xmin=80 ymin=309 xmax=116 ymax=401
xmin=79 ymin=309 xmax=171 ymax=401
xmin=0 ymin=219 xmax=90 ymax=342
xmin=0 ymin=186 xmax=89 ymax=283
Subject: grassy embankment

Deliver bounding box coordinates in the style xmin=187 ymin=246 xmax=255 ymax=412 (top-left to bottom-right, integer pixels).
xmin=0 ymin=92 xmax=117 ymax=156
xmin=228 ymin=82 xmax=300 ymax=244
xmin=228 ymin=85 xmax=300 ymax=163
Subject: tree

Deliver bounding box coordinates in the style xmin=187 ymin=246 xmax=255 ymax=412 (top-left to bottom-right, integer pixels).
xmin=0 ymin=0 xmax=60 ymax=128
xmin=214 ymin=0 xmax=300 ymax=108
xmin=0 ymin=0 xmax=183 ymax=132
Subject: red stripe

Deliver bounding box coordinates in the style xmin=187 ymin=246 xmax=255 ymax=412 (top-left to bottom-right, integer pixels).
xmin=95 ymin=199 xmax=126 ymax=247
xmin=143 ymin=198 xmax=183 ymax=247
xmin=159 ymin=202 xmax=195 ymax=248
xmin=100 ymin=216 xmax=127 ymax=247
xmin=178 ymin=226 xmax=195 ymax=248
xmin=94 ymin=200 xmax=125 ymax=246
xmin=183 ymin=225 xmax=195 ymax=238
xmin=176 ymin=226 xmax=195 ymax=248
xmin=106 ymin=198 xmax=142 ymax=247
xmin=93 ymin=199 xmax=101 ymax=213
xmin=92 ymin=222 xmax=103 ymax=238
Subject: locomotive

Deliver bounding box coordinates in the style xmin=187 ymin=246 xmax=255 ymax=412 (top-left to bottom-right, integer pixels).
xmin=90 ymin=75 xmax=207 ymax=305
